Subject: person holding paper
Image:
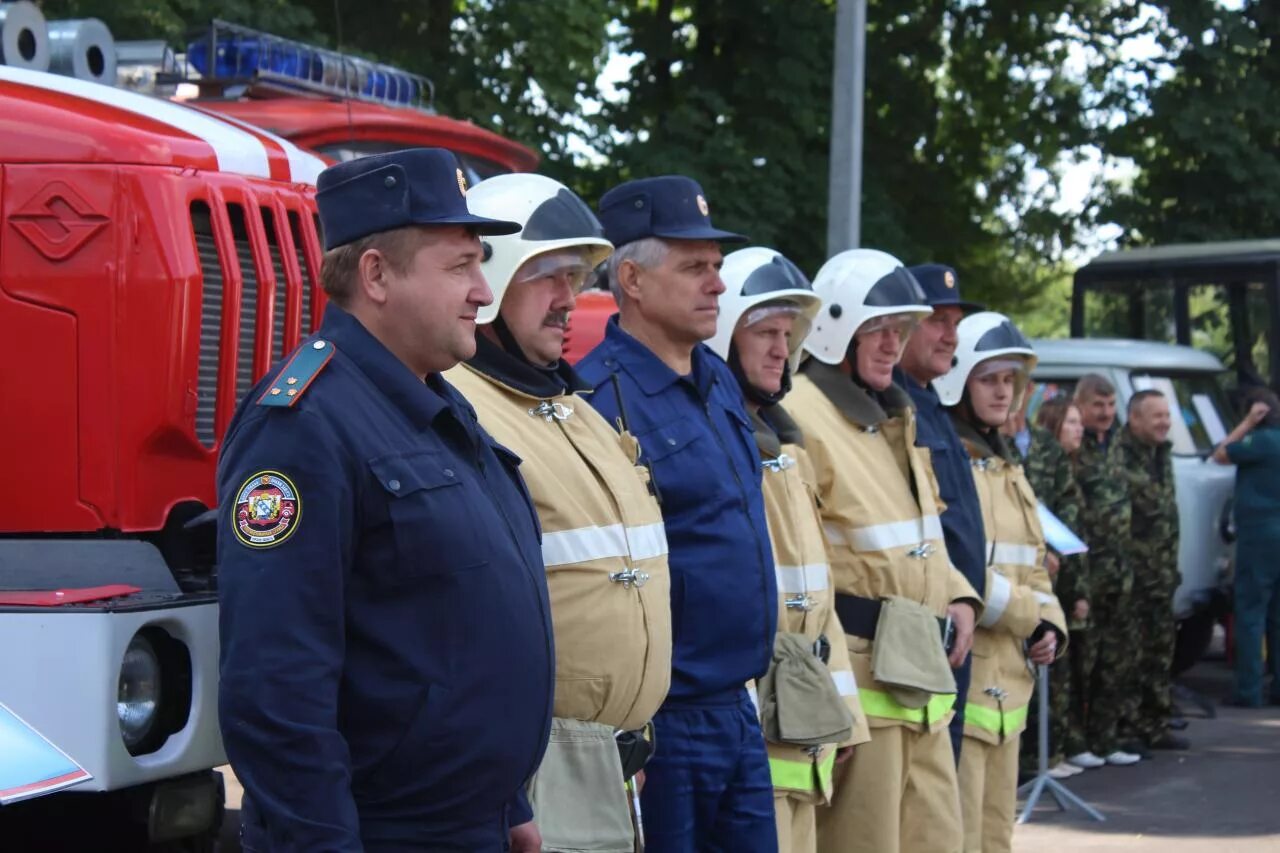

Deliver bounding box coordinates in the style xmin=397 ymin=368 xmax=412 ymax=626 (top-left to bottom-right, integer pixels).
xmin=1212 ymin=386 xmax=1280 ymax=708
xmin=933 ymin=311 xmax=1067 ymax=853
xmin=1026 ymin=397 xmax=1093 ymax=778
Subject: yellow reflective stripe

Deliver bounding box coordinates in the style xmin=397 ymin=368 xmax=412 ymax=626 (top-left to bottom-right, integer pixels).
xmin=858 ymin=688 xmax=956 ymax=724
xmin=964 ymin=702 xmax=1029 ymax=737
xmin=769 ymin=748 xmax=837 ymax=792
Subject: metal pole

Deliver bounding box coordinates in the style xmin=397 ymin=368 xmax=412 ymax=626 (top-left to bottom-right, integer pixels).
xmin=827 ymin=0 xmax=866 ymax=255
xmin=1016 ymin=664 xmax=1106 ymax=824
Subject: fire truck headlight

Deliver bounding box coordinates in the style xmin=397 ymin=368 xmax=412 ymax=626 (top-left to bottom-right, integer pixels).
xmin=118 ymin=633 xmax=162 ymax=752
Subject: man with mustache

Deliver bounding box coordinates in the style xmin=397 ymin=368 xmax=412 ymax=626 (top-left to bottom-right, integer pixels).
xmin=577 ymin=176 xmax=780 ymax=851
xmin=217 ymin=149 xmax=554 ymax=851
xmin=446 ymin=174 xmax=672 ymax=852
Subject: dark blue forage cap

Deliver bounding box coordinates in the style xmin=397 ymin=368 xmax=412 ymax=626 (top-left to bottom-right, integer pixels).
xmin=907 ymin=263 xmax=985 ymax=312
xmin=597 ymin=175 xmax=747 ymax=248
xmin=316 ymin=148 xmax=521 ymax=250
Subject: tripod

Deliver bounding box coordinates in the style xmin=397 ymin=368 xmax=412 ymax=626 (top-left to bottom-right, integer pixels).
xmin=1015 ymin=664 xmax=1105 ymax=824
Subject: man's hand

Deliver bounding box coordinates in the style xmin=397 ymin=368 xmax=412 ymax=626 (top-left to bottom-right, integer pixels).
xmin=1044 ymin=551 xmax=1061 ymax=579
xmin=947 ymin=602 xmax=976 ymax=668
xmin=633 ymin=768 xmax=646 ymax=794
xmin=1027 ymin=631 xmax=1058 ymax=665
xmin=509 ymin=820 xmax=541 ymax=853
xmin=1248 ymin=401 xmax=1271 ymax=425
xmin=835 ymin=745 xmax=856 ymax=765
xmin=1073 ymin=599 xmax=1089 ymax=621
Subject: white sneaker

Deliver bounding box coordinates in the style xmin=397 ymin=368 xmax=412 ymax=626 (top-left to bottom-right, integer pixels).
xmin=1105 ymin=750 xmax=1142 ymax=766
xmin=1067 ymin=751 xmax=1106 ymax=769
xmin=1048 ymin=761 xmax=1083 ymax=778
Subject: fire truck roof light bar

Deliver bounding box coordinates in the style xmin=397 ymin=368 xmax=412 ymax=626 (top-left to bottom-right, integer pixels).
xmin=186 ymin=20 xmax=436 ymax=111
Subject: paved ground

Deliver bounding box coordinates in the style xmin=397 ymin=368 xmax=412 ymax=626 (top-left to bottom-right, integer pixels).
xmin=218 ymin=660 xmax=1280 ymax=851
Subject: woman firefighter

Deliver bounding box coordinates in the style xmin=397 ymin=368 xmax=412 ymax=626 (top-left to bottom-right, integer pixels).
xmin=707 ymin=247 xmax=871 ymax=853
xmin=933 ymin=311 xmax=1069 ymax=853
xmin=787 ymin=249 xmax=982 ymax=853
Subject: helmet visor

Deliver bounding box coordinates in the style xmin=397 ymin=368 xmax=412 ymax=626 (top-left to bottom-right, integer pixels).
xmin=513 ymin=249 xmax=594 ymax=293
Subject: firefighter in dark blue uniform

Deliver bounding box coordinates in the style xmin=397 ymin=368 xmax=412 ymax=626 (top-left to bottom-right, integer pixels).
xmin=217 ymin=148 xmax=555 ymax=853
xmin=577 ymin=176 xmax=779 ymax=852
xmin=892 ymin=263 xmax=986 ymax=763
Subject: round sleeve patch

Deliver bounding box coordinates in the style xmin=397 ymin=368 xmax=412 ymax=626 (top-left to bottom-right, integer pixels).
xmin=232 ymin=471 xmax=302 ymax=548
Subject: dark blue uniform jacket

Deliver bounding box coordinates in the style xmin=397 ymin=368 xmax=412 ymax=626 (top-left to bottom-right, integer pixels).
xmin=896 ymin=368 xmax=987 ymax=597
xmin=577 ymin=316 xmax=777 ymax=700
xmin=217 ymin=305 xmax=554 ymax=852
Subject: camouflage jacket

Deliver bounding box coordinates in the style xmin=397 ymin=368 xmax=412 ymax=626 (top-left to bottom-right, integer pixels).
xmin=1113 ymin=425 xmax=1179 ymax=584
xmin=1025 ymin=426 xmax=1091 ymax=620
xmin=1075 ymin=422 xmax=1132 ymax=570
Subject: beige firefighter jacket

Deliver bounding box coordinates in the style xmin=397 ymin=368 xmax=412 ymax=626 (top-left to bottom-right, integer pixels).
xmin=448 ymin=363 xmax=671 ymax=731
xmin=955 ymin=419 xmax=1068 ymax=746
xmin=788 ymin=362 xmax=981 ymax=734
xmin=750 ymin=404 xmax=872 ymax=804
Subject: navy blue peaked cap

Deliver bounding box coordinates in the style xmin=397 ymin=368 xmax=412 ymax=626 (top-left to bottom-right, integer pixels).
xmin=907 ymin=263 xmax=985 ymax=312
xmin=597 ymin=175 xmax=747 ymax=248
xmin=316 ymin=148 xmax=521 ymax=250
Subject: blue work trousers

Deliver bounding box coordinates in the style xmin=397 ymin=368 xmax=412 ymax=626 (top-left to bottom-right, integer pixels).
xmin=640 ymin=689 xmax=777 ymax=853
xmin=1233 ymin=534 xmax=1280 ymax=705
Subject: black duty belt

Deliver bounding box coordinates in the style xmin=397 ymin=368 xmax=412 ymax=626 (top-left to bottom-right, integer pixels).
xmin=834 ymin=593 xmax=951 ymax=645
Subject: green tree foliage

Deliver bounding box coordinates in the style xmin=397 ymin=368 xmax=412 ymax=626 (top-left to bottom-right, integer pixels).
xmin=1103 ymin=0 xmax=1280 ymax=245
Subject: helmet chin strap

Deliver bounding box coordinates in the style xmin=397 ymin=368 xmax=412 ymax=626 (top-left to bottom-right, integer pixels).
xmin=728 ymin=345 xmax=791 ymax=406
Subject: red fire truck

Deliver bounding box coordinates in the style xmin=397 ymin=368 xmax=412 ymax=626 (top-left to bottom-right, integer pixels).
xmin=0 ymin=19 xmax=534 ymax=851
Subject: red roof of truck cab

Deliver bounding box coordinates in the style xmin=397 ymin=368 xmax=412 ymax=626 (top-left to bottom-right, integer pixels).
xmin=200 ymin=98 xmax=540 ymax=173
xmin=0 ymin=66 xmax=326 ymax=184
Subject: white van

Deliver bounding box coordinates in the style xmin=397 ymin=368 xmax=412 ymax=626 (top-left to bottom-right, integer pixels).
xmin=1030 ymin=338 xmax=1236 ymax=672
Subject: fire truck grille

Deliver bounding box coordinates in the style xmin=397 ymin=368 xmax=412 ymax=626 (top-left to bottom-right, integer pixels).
xmin=262 ymin=208 xmax=288 ymax=366
xmin=289 ymin=212 xmax=315 ymax=336
xmin=192 ymin=202 xmax=222 ymax=448
xmin=227 ymin=204 xmax=261 ymax=411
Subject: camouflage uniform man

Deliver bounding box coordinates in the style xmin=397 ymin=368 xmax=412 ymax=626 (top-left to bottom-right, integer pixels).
xmin=1072 ymin=374 xmax=1142 ymax=766
xmin=1113 ymin=389 xmax=1188 ymax=751
xmin=1024 ymin=409 xmax=1092 ymax=776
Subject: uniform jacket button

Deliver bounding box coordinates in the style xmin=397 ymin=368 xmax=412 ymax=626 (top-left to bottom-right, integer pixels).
xmin=443 ymin=468 xmax=455 ymax=478
xmin=388 ymin=479 xmax=401 ymax=491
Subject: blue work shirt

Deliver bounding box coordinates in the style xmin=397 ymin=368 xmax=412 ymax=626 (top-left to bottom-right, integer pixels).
xmin=895 ymin=368 xmax=987 ymax=598
xmin=577 ymin=316 xmax=777 ymax=700
xmin=217 ymin=305 xmax=554 ymax=852
xmin=1227 ymin=425 xmax=1280 ymax=536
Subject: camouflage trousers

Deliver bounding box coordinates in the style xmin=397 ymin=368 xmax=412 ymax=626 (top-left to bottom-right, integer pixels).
xmin=1127 ymin=574 xmax=1177 ymax=743
xmin=1085 ymin=558 xmax=1138 ymax=755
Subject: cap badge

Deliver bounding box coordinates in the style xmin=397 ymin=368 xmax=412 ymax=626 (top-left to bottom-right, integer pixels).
xmin=696 ymin=194 xmax=709 ymax=216
xmin=944 ymin=270 xmax=956 ymax=288
xmin=456 ymin=168 xmax=468 ymax=196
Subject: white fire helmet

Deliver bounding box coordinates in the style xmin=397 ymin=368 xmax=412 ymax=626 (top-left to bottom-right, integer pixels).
xmin=933 ymin=311 xmax=1038 ymax=407
xmin=802 ymin=248 xmax=932 ymax=365
xmin=463 ymin=173 xmax=614 ymax=324
xmin=708 ymin=247 xmax=822 ymax=374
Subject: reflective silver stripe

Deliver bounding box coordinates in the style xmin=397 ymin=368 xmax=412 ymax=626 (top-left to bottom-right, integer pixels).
xmin=1034 ymin=591 xmax=1057 ymax=606
xmin=845 ymin=515 xmax=944 ymax=552
xmin=747 ymin=684 xmax=760 ymax=714
xmin=987 ymin=541 xmax=1040 ymax=568
xmin=541 ymin=522 xmax=668 ymax=568
xmin=823 ymin=522 xmax=849 ymax=546
xmin=831 ymin=670 xmax=858 ymax=697
xmin=776 ymin=563 xmax=830 ymax=594
xmin=980 ymin=572 xmax=1013 ymax=628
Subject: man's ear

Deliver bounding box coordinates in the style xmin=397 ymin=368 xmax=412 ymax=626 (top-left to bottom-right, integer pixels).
xmin=618 ymin=258 xmax=644 ymax=303
xmin=357 ymin=248 xmax=391 ymax=305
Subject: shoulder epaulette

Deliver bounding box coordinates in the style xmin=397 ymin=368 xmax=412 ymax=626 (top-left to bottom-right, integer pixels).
xmin=256 ymin=339 xmax=335 ymax=407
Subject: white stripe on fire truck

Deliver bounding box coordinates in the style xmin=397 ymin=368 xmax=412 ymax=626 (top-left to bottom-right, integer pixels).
xmin=540 ymin=522 xmax=668 ymax=568
xmin=194 ymin=106 xmax=326 ymax=185
xmin=0 ymin=66 xmax=270 ymax=179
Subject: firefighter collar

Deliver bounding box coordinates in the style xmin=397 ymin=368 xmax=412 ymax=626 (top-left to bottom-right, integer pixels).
xmin=751 ymin=404 xmax=804 ymax=459
xmin=465 ymin=332 xmax=587 ymax=401
xmin=951 ymin=414 xmax=1016 ymax=465
xmin=800 ymin=360 xmax=912 ymax=427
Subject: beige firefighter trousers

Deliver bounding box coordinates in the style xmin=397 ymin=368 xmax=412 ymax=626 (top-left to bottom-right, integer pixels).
xmin=774 ymin=793 xmax=817 ymax=853
xmin=957 ymin=734 xmax=1019 ymax=853
xmin=816 ymin=724 xmax=962 ymax=853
